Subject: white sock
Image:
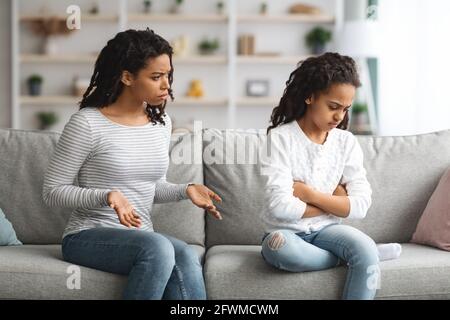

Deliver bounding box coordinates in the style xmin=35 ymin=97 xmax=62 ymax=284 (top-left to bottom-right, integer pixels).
xmin=377 ymin=243 xmax=402 ymax=261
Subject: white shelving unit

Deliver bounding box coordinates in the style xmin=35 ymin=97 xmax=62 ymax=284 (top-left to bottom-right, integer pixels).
xmin=11 ymin=0 xmax=344 ymax=131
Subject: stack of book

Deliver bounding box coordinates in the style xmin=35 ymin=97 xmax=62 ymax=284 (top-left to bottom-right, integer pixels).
xmin=238 ymin=34 xmax=255 ymax=55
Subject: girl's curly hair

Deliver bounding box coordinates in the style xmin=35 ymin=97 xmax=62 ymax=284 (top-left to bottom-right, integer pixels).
xmin=79 ymin=29 xmax=174 ymax=126
xmin=267 ymin=52 xmax=361 ymax=133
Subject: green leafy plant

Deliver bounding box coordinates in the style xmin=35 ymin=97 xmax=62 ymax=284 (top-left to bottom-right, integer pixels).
xmin=27 ymin=74 xmax=43 ymax=85
xmin=170 ymin=0 xmax=184 ymax=14
xmin=27 ymin=74 xmax=43 ymax=96
xmin=217 ymin=1 xmax=224 ymax=14
xmin=352 ymin=102 xmax=368 ymax=114
xmin=37 ymin=111 xmax=58 ymax=130
xmin=305 ymin=27 xmax=332 ymax=54
xmin=260 ymin=2 xmax=268 ymax=14
xmin=198 ymin=38 xmax=220 ymax=55
xmin=143 ymin=0 xmax=152 ymax=12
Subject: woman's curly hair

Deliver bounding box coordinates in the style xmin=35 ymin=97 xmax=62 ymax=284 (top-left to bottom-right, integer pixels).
xmin=267 ymin=52 xmax=361 ymax=133
xmin=79 ymin=29 xmax=174 ymax=126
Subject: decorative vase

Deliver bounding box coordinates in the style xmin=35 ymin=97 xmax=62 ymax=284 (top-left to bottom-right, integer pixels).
xmin=29 ymin=82 xmax=42 ymax=96
xmin=43 ymin=36 xmax=59 ymax=55
xmin=312 ymin=43 xmax=325 ymax=55
xmin=170 ymin=4 xmax=184 ymax=14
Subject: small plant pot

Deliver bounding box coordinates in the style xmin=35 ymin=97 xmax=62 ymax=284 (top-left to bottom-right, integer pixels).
xmin=170 ymin=4 xmax=184 ymax=14
xmin=312 ymin=43 xmax=326 ymax=55
xmin=143 ymin=2 xmax=151 ymax=13
xmin=37 ymin=112 xmax=58 ymax=130
xmin=353 ymin=113 xmax=369 ymax=126
xmin=28 ymin=82 xmax=42 ymax=96
xmin=199 ymin=48 xmax=216 ymax=55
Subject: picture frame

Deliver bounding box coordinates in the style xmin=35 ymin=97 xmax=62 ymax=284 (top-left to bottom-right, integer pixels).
xmin=246 ymin=79 xmax=269 ymax=97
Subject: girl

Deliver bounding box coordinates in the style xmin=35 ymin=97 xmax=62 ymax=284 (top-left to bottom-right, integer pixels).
xmin=43 ymin=29 xmax=222 ymax=300
xmin=260 ymin=52 xmax=400 ymax=300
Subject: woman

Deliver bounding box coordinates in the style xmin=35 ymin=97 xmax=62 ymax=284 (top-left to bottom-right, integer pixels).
xmin=260 ymin=52 xmax=400 ymax=300
xmin=43 ymin=29 xmax=222 ymax=300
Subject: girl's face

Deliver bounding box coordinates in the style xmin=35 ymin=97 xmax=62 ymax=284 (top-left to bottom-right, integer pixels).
xmin=306 ymin=83 xmax=356 ymax=132
xmin=123 ymin=54 xmax=171 ymax=106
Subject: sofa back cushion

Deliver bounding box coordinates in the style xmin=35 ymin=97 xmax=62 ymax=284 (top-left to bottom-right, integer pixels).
xmin=352 ymin=130 xmax=450 ymax=243
xmin=0 ymin=129 xmax=205 ymax=246
xmin=203 ymin=128 xmax=450 ymax=247
xmin=0 ymin=129 xmax=71 ymax=244
xmin=152 ymin=131 xmax=205 ymax=246
xmin=203 ymin=129 xmax=267 ymax=247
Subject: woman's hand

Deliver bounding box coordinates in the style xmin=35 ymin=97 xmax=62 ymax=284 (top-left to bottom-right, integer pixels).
xmin=293 ymin=181 xmax=316 ymax=203
xmin=107 ymin=190 xmax=141 ymax=228
xmin=186 ymin=184 xmax=223 ymax=220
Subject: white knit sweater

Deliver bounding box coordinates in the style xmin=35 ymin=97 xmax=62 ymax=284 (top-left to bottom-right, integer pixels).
xmin=260 ymin=120 xmax=372 ymax=234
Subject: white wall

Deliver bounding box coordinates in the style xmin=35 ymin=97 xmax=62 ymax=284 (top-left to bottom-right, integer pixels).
xmin=0 ymin=0 xmax=11 ymax=128
xmin=378 ymin=0 xmax=450 ymax=136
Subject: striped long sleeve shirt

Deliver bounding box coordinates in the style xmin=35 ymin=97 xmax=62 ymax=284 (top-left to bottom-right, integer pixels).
xmin=42 ymin=107 xmax=189 ymax=239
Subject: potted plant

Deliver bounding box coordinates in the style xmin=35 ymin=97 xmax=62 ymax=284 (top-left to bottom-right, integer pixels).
xmin=27 ymin=74 xmax=43 ymax=96
xmin=170 ymin=0 xmax=184 ymax=14
xmin=27 ymin=17 xmax=74 ymax=54
xmin=36 ymin=111 xmax=58 ymax=130
xmin=305 ymin=27 xmax=332 ymax=55
xmin=260 ymin=2 xmax=268 ymax=15
xmin=351 ymin=102 xmax=369 ymax=128
xmin=143 ymin=0 xmax=152 ymax=14
xmin=217 ymin=1 xmax=224 ymax=15
xmin=89 ymin=2 xmax=99 ymax=14
xmin=198 ymin=38 xmax=220 ymax=55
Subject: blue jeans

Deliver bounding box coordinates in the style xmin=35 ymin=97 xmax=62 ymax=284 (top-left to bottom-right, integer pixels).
xmin=261 ymin=224 xmax=380 ymax=300
xmin=62 ymin=227 xmax=206 ymax=300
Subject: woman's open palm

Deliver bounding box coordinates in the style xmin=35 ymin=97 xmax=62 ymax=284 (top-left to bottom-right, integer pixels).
xmin=186 ymin=184 xmax=223 ymax=220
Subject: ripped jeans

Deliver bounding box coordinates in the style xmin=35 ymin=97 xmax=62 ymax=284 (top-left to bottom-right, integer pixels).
xmin=261 ymin=223 xmax=380 ymax=300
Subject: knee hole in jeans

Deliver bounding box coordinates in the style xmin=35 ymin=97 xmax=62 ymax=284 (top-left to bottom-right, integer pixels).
xmin=267 ymin=231 xmax=286 ymax=250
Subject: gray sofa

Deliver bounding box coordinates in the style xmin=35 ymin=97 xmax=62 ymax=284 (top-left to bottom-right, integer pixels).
xmin=1 ymin=127 xmax=450 ymax=300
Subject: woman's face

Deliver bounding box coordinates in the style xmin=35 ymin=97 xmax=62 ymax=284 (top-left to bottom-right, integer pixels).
xmin=124 ymin=54 xmax=171 ymax=106
xmin=306 ymin=83 xmax=356 ymax=132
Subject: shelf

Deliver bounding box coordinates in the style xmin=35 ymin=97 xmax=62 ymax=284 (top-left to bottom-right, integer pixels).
xmin=237 ymin=55 xmax=312 ymax=65
xmin=237 ymin=97 xmax=279 ymax=106
xmin=128 ymin=14 xmax=228 ymax=23
xmin=20 ymin=54 xmax=227 ymax=65
xmin=237 ymin=14 xmax=334 ymax=23
xmin=21 ymin=54 xmax=98 ymax=63
xmin=12 ymin=0 xmax=343 ymax=130
xmin=20 ymin=96 xmax=228 ymax=107
xmin=20 ymin=14 xmax=118 ymax=22
xmin=169 ymin=97 xmax=228 ymax=106
xmin=173 ymin=55 xmax=227 ymax=64
xmin=20 ymin=95 xmax=81 ymax=105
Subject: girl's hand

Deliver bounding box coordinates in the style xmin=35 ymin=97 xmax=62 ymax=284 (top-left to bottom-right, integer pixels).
xmin=293 ymin=181 xmax=315 ymax=203
xmin=333 ymin=184 xmax=348 ymax=196
xmin=186 ymin=184 xmax=223 ymax=220
xmin=107 ymin=190 xmax=141 ymax=228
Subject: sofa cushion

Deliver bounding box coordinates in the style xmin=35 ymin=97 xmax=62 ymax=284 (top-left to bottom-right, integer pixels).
xmin=0 ymin=129 xmax=72 ymax=244
xmin=204 ymin=243 xmax=450 ymax=299
xmin=152 ymin=131 xmax=205 ymax=246
xmin=410 ymin=167 xmax=450 ymax=250
xmin=0 ymin=129 xmax=205 ymax=246
xmin=0 ymin=208 xmax=22 ymax=246
xmin=203 ymin=129 xmax=450 ymax=246
xmin=203 ymin=129 xmax=267 ymax=248
xmin=350 ymin=129 xmax=450 ymax=243
xmin=0 ymin=244 xmax=205 ymax=299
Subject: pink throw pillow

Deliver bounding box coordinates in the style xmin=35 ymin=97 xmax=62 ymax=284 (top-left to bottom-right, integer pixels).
xmin=411 ymin=167 xmax=450 ymax=251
